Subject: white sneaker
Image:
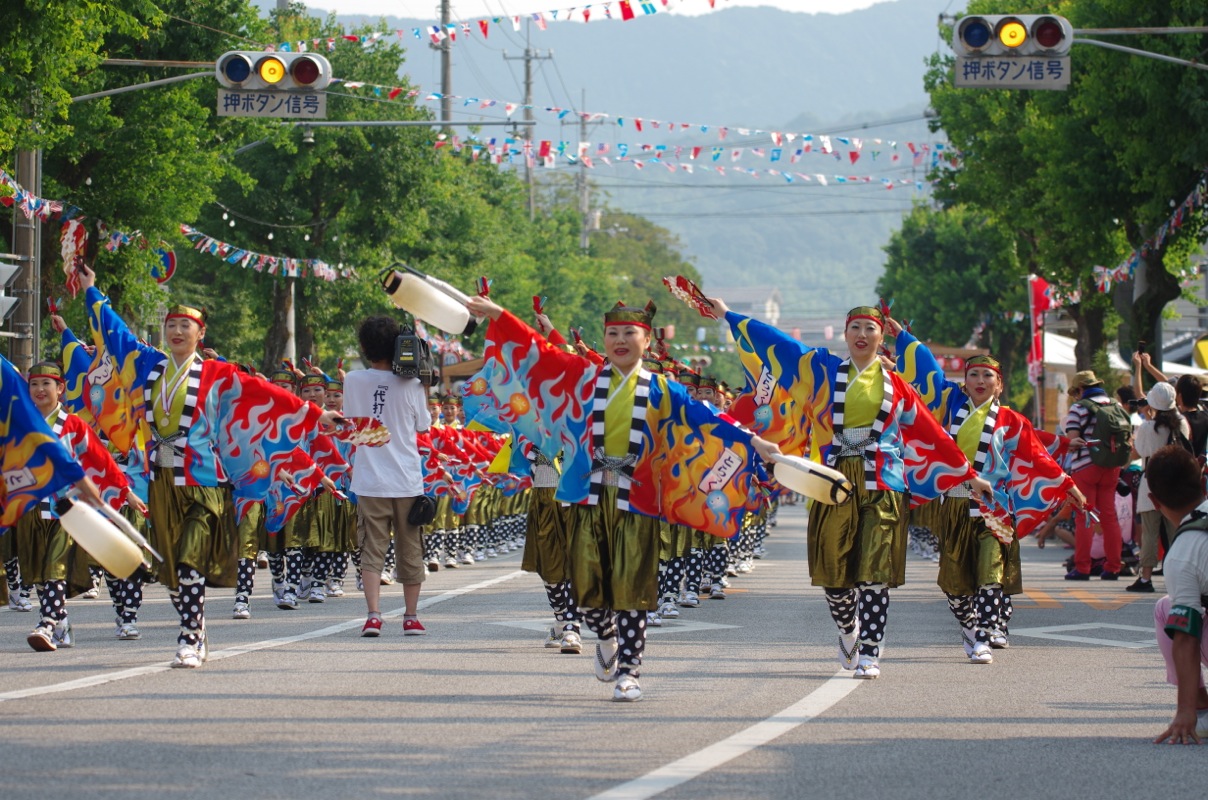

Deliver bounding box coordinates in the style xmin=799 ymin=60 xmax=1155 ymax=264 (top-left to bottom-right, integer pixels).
xmin=380 ymin=572 xmax=396 ymax=585
xmin=277 ymin=591 xmax=299 ymax=610
xmin=52 ymin=619 xmax=73 ymax=648
xmin=594 ymin=637 xmax=620 ymax=682
xmin=444 ymin=557 xmax=459 ymax=569
xmin=989 ymin=629 xmax=1009 ymax=649
xmin=460 ymin=553 xmax=475 ymax=565
xmin=325 ymin=580 xmax=345 ymax=597
xmin=80 ymin=587 xmax=100 ymax=600
xmin=256 ymin=552 xmax=269 ymax=569
xmin=646 ymin=610 xmax=663 ymax=627
xmin=232 ymin=602 xmax=251 ymax=620
xmin=26 ymin=625 xmax=56 ymax=652
xmin=544 ymin=626 xmax=561 ymax=648
xmin=474 ymin=549 xmax=486 ymax=561
xmin=7 ymin=594 xmax=33 ymax=612
xmin=854 ymin=655 xmax=880 ymax=679
xmin=485 ymin=548 xmax=497 ymax=558
xmin=962 ymin=628 xmax=977 ymax=658
xmin=658 ymin=601 xmax=680 ymax=620
xmin=969 ymin=642 xmax=993 ymax=664
xmin=115 ymin=622 xmax=141 ymax=640
xmin=308 ymin=585 xmax=326 ymax=604
xmin=679 ymin=591 xmax=700 ymax=608
xmin=839 ymin=624 xmax=860 ymax=670
xmin=710 ymin=582 xmax=726 ymax=600
xmin=613 ymin=673 xmax=642 ymax=702
xmin=172 ymin=644 xmax=201 ymax=668
xmin=560 ymin=629 xmax=582 ymax=654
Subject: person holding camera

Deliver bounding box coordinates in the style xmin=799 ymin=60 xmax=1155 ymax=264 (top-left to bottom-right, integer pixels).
xmin=344 ymin=316 xmax=433 ymax=637
xmin=1130 ymin=380 xmax=1193 ymax=593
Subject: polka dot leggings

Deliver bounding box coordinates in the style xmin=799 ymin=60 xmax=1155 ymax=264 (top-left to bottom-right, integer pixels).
xmin=284 ymin=547 xmax=303 ymax=592
xmin=661 ymin=557 xmax=686 ymax=605
xmin=36 ymin=580 xmax=68 ymax=627
xmin=5 ymin=555 xmax=30 ymax=598
xmin=543 ymin=581 xmax=579 ymax=631
xmin=581 ymin=607 xmax=646 ymax=677
xmin=707 ymin=544 xmax=728 ymax=582
xmin=169 ymin=566 xmax=205 ymax=646
xmin=826 ymin=583 xmax=889 ymax=658
xmin=268 ymin=551 xmax=285 ymax=587
xmin=105 ymin=570 xmax=143 ymax=624
xmin=945 ymin=592 xmax=977 ymax=631
xmin=974 ymin=583 xmax=1004 ymax=643
xmin=684 ymin=548 xmax=705 ymax=594
xmin=235 ymin=558 xmax=256 ymax=604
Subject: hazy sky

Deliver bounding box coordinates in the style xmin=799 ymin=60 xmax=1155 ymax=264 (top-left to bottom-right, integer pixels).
xmin=314 ymin=0 xmax=894 ymax=20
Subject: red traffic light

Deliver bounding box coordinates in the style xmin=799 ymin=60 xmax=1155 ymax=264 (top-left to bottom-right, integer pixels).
xmin=290 ymin=56 xmax=323 ymax=87
xmin=1033 ymin=16 xmax=1067 ymax=51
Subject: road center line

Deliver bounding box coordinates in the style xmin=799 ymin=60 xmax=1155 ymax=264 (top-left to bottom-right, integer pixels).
xmin=0 ymin=570 xmax=525 ymax=703
xmin=588 ymin=671 xmax=863 ymax=800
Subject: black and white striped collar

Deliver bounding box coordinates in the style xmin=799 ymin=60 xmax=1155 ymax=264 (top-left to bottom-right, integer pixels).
xmin=586 ymin=364 xmax=650 ymax=510
xmin=830 ymin=359 xmax=893 ymax=490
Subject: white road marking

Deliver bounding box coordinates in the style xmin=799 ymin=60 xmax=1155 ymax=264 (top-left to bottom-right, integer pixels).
xmin=588 ymin=672 xmax=862 ymax=800
xmin=1009 ymin=622 xmax=1156 ymax=649
xmin=0 ymin=570 xmax=524 ymax=703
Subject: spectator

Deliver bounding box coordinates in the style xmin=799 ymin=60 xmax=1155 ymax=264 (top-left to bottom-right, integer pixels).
xmin=1130 ymin=383 xmax=1191 ymax=593
xmin=1063 ymin=370 xmax=1129 ymax=580
xmin=1137 ymin=354 xmax=1208 ymax=457
xmin=344 ymin=316 xmax=432 ymax=637
xmin=1145 ymin=445 xmax=1208 ymax=744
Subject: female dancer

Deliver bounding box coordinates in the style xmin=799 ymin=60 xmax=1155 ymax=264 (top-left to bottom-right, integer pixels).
xmin=714 ymin=297 xmax=991 ymax=679
xmin=465 ymin=294 xmax=779 ymax=701
xmin=80 ymin=265 xmax=341 ymax=667
xmin=890 ymin=320 xmax=1082 ymax=662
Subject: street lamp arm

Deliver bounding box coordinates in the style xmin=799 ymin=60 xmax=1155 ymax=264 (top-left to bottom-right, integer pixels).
xmin=1073 ymin=37 xmax=1208 ymax=72
xmin=71 ymin=71 xmax=212 ymax=103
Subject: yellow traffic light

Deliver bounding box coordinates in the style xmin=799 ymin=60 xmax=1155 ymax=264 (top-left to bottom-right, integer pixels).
xmin=998 ymin=19 xmax=1027 ymax=49
xmin=257 ymin=56 xmax=286 ymax=84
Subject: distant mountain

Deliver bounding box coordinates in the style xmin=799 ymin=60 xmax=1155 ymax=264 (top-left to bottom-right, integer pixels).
xmin=266 ymin=0 xmax=960 ymax=310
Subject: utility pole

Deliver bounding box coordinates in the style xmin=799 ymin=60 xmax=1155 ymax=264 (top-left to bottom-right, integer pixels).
xmin=503 ymin=22 xmax=551 ymax=221
xmin=9 ymin=147 xmax=41 ymax=370
xmin=435 ymin=0 xmax=452 ymax=129
xmin=578 ymin=89 xmax=590 ymax=251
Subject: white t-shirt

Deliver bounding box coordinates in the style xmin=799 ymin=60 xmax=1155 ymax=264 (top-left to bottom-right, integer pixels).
xmin=344 ymin=368 xmax=430 ymax=497
xmin=1135 ymin=416 xmax=1191 ymax=513
xmin=1166 ymin=503 xmax=1208 ymax=613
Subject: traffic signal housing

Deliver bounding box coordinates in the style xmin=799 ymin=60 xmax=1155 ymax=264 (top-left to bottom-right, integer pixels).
xmin=952 ymin=14 xmax=1073 ymax=58
xmin=0 ymin=258 xmax=22 ymax=323
xmin=215 ymin=51 xmax=332 ymax=92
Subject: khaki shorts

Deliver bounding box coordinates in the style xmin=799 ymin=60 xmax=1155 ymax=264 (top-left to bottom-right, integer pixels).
xmin=356 ymin=495 xmax=425 ymax=584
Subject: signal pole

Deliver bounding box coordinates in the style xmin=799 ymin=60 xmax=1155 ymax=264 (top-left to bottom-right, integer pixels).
xmin=503 ymin=22 xmax=551 ymax=221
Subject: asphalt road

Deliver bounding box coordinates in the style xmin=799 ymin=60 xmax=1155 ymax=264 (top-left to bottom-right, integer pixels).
xmin=0 ymin=504 xmax=1200 ymax=799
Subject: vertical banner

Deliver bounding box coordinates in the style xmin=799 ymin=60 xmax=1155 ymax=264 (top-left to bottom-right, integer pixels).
xmin=1027 ymin=274 xmax=1051 ymax=425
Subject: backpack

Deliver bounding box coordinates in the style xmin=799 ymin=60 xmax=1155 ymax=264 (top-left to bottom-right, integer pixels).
xmin=1076 ymin=398 xmax=1133 ymax=468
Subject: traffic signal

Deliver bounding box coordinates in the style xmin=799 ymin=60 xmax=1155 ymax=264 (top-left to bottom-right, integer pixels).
xmin=215 ymin=51 xmax=332 ymax=92
xmin=952 ymin=14 xmax=1073 ymax=58
xmin=0 ymin=258 xmax=21 ymax=323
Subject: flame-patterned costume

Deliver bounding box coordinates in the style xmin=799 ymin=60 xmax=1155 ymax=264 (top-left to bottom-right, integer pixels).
xmin=83 ymin=284 xmax=328 ymax=666
xmin=895 ymin=329 xmax=1075 ymax=654
xmin=476 ymin=311 xmax=765 ymax=539
xmin=0 ymin=356 xmax=84 ymax=532
xmin=727 ymin=311 xmax=978 ymax=588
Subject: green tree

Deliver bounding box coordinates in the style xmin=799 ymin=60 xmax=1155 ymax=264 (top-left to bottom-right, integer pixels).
xmin=878 ymin=203 xmax=1027 ymax=382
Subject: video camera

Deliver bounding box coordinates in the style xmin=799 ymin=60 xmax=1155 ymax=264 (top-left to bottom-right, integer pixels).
xmin=392 ymin=324 xmax=439 ymax=387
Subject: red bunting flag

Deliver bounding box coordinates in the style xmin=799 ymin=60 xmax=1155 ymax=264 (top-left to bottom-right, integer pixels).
xmin=620 ymin=0 xmax=636 ymax=21
xmin=479 ymin=20 xmax=489 ymax=37
xmin=388 ymin=87 xmax=402 ymax=100
xmin=538 ymin=140 xmax=551 ymax=158
xmin=849 ymin=151 xmax=860 ymax=165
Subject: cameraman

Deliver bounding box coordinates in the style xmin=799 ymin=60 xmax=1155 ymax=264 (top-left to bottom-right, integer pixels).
xmin=345 ymin=316 xmax=432 ymax=637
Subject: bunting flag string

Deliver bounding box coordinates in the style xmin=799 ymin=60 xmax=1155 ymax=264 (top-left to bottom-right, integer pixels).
xmin=179 ymin=224 xmax=355 ymax=282
xmin=1088 ymin=170 xmax=1208 ymax=294
xmin=432 ymin=139 xmax=929 ymax=190
xmin=257 ymin=0 xmax=713 ymax=55
xmin=0 ymin=167 xmax=355 ymax=285
xmin=334 ymin=80 xmax=950 ymax=162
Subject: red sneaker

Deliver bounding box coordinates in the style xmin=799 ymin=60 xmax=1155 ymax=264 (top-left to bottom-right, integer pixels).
xmin=403 ymin=618 xmax=427 ymax=636
xmin=361 ymin=617 xmax=382 ymax=637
